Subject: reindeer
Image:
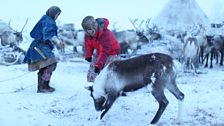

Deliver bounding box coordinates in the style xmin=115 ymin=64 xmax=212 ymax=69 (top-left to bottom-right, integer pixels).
xmin=86 ymin=53 xmax=184 ymax=124
xmin=0 ymin=19 xmax=28 ymax=46
xmin=204 ymin=34 xmax=224 ymax=68
xmin=111 ymin=23 xmax=138 ymax=56
xmin=129 ymin=18 xmax=149 ymax=43
xmin=145 ymin=18 xmax=162 ymax=41
xmin=183 ymin=37 xmax=200 ymax=73
xmin=0 ymin=19 xmax=28 ymax=65
xmin=73 ymin=29 xmax=85 ymax=54
xmin=58 ymin=23 xmax=77 ymax=46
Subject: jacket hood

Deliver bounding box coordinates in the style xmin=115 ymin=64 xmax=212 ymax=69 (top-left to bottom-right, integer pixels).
xmin=96 ymin=18 xmax=109 ymax=30
xmin=46 ymin=6 xmax=61 ymax=20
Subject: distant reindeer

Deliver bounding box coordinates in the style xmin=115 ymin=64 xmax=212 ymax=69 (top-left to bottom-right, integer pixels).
xmin=58 ymin=23 xmax=77 ymax=46
xmin=112 ymin=23 xmax=138 ymax=56
xmin=204 ymin=34 xmax=224 ymax=68
xmin=0 ymin=19 xmax=28 ymax=46
xmin=129 ymin=18 xmax=149 ymax=43
xmin=86 ymin=53 xmax=184 ymax=124
xmin=145 ymin=18 xmax=161 ymax=41
xmin=73 ymin=29 xmax=85 ymax=54
xmin=183 ymin=37 xmax=200 ymax=73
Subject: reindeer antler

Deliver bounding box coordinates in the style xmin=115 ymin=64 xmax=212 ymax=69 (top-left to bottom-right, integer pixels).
xmin=129 ymin=18 xmax=144 ymax=32
xmin=128 ymin=18 xmax=138 ymax=30
xmin=145 ymin=18 xmax=151 ymax=29
xmin=20 ymin=18 xmax=28 ymax=32
xmin=8 ymin=19 xmax=16 ymax=32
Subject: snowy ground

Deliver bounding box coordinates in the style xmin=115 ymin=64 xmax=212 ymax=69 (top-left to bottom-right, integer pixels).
xmin=0 ymin=58 xmax=224 ymax=126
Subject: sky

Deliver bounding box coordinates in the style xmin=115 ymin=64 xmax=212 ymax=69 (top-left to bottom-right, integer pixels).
xmin=0 ymin=0 xmax=223 ymax=32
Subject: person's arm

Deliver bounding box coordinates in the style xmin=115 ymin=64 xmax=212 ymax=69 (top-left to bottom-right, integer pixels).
xmin=95 ymin=32 xmax=111 ymax=70
xmin=42 ymin=21 xmax=64 ymax=49
xmin=51 ymin=36 xmax=64 ymax=49
xmin=84 ymin=36 xmax=94 ymax=60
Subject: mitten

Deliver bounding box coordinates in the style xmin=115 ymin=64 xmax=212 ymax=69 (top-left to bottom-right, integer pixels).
xmin=94 ymin=67 xmax=100 ymax=74
xmin=85 ymin=57 xmax=92 ymax=62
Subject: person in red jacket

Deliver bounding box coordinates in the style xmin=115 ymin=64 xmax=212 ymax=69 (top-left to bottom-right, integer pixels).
xmin=81 ymin=16 xmax=120 ymax=82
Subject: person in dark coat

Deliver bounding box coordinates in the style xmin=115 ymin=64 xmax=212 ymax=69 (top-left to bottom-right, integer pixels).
xmin=81 ymin=16 xmax=120 ymax=82
xmin=24 ymin=6 xmax=64 ymax=93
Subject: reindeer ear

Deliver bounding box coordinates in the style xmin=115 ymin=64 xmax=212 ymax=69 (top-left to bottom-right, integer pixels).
xmin=84 ymin=86 xmax=93 ymax=92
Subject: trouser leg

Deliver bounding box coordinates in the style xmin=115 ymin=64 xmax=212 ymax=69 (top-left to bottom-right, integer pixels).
xmin=37 ymin=63 xmax=57 ymax=93
xmin=86 ymin=54 xmax=120 ymax=82
xmin=87 ymin=54 xmax=98 ymax=82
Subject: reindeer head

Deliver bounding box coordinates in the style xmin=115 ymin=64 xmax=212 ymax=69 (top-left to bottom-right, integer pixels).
xmin=13 ymin=31 xmax=23 ymax=42
xmin=8 ymin=18 xmax=28 ymax=43
xmin=86 ymin=83 xmax=119 ymax=119
xmin=85 ymin=67 xmax=121 ymax=119
xmin=85 ymin=86 xmax=106 ymax=111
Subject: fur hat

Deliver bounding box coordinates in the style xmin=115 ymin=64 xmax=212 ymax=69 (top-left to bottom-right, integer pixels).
xmin=81 ymin=16 xmax=97 ymax=31
xmin=46 ymin=6 xmax=61 ymax=20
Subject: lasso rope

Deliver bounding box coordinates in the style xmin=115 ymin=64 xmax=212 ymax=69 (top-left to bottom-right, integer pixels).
xmin=0 ymin=72 xmax=30 ymax=83
xmin=0 ymin=83 xmax=36 ymax=94
xmin=0 ymin=72 xmax=36 ymax=94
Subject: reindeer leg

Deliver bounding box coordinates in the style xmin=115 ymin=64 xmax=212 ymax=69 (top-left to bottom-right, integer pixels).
xmin=100 ymin=108 xmax=109 ymax=119
xmin=167 ymin=75 xmax=184 ymax=101
xmin=150 ymin=78 xmax=169 ymax=124
xmin=151 ymin=89 xmax=168 ymax=124
xmin=166 ymin=76 xmax=185 ymax=123
xmin=220 ymin=51 xmax=223 ymax=66
xmin=100 ymin=90 xmax=118 ymax=119
xmin=210 ymin=52 xmax=213 ymax=68
xmin=204 ymin=54 xmax=209 ymax=68
xmin=192 ymin=58 xmax=199 ymax=74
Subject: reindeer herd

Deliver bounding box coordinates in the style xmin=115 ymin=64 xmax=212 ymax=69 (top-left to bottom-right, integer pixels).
xmin=1 ymin=18 xmax=223 ymax=71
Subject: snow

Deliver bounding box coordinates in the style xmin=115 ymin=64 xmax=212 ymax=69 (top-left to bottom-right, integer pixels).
xmin=0 ymin=57 xmax=224 ymax=126
xmin=1 ymin=0 xmax=224 ymax=126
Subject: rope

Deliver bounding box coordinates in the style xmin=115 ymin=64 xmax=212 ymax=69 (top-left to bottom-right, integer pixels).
xmin=0 ymin=83 xmax=36 ymax=94
xmin=0 ymin=72 xmax=36 ymax=94
xmin=0 ymin=72 xmax=30 ymax=84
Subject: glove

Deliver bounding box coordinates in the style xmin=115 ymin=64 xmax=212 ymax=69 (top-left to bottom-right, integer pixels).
xmin=94 ymin=67 xmax=100 ymax=74
xmin=85 ymin=57 xmax=92 ymax=62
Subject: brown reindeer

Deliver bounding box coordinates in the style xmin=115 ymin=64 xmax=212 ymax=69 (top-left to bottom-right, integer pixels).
xmin=86 ymin=53 xmax=184 ymax=124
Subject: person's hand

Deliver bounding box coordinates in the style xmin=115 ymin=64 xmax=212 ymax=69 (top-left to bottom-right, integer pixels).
xmin=85 ymin=57 xmax=92 ymax=62
xmin=51 ymin=36 xmax=64 ymax=50
xmin=94 ymin=67 xmax=100 ymax=74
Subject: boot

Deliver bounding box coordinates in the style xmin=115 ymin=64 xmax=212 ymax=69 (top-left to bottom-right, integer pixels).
xmin=37 ymin=81 xmax=55 ymax=93
xmin=37 ymin=72 xmax=55 ymax=93
xmin=44 ymin=81 xmax=55 ymax=92
xmin=37 ymin=72 xmax=43 ymax=93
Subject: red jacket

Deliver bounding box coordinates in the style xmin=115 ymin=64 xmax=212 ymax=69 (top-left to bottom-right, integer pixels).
xmin=84 ymin=18 xmax=120 ymax=69
xmin=85 ymin=18 xmax=120 ymax=69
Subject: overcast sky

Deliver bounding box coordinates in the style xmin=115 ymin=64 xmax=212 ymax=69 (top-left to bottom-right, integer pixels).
xmin=0 ymin=0 xmax=222 ymax=31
